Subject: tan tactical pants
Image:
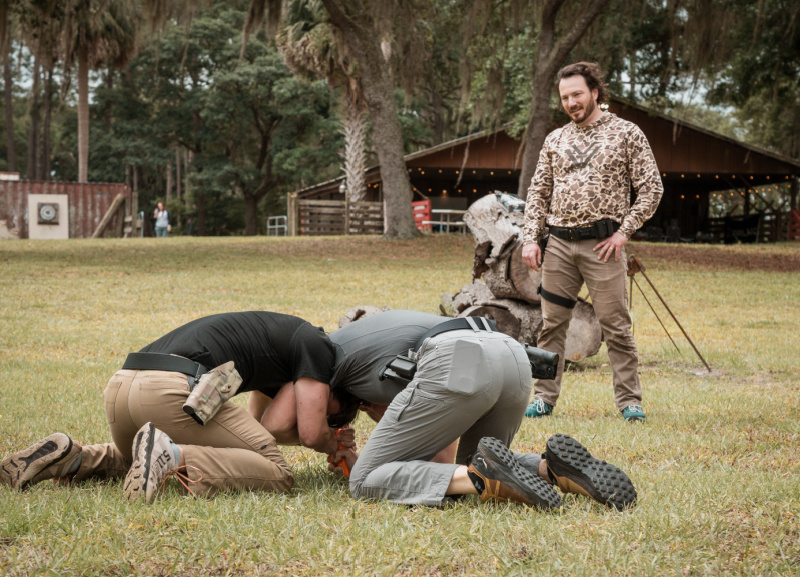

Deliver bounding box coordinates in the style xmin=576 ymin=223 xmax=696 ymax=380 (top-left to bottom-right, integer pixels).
xmin=535 ymin=236 xmax=641 ymax=411
xmin=74 ymin=369 xmax=292 ymax=497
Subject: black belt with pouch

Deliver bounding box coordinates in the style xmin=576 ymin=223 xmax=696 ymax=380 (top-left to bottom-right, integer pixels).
xmin=122 ymin=352 xmax=207 ymax=389
xmin=379 ymin=317 xmax=496 ymax=383
xmin=378 ymin=316 xmax=559 ymax=383
xmin=548 ymin=219 xmax=620 ymax=241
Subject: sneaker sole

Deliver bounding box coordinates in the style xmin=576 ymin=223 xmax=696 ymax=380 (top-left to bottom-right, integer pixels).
xmin=473 ymin=437 xmax=561 ymax=510
xmin=545 ymin=434 xmax=637 ymax=511
xmin=0 ymin=433 xmax=73 ymax=490
xmin=124 ymin=423 xmax=155 ymax=503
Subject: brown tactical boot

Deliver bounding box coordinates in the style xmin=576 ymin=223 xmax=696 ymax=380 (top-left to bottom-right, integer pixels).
xmin=0 ymin=433 xmax=82 ymax=490
xmin=467 ymin=437 xmax=561 ymax=510
xmin=545 ymin=434 xmax=637 ymax=511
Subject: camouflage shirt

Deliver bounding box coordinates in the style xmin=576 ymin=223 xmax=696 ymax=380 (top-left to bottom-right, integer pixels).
xmin=522 ymin=111 xmax=663 ymax=243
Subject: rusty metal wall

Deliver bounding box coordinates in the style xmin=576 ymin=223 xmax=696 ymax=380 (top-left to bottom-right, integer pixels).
xmin=0 ymin=180 xmax=130 ymax=239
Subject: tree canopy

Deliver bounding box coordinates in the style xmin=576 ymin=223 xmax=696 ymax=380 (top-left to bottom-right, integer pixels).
xmin=1 ymin=0 xmax=797 ymax=236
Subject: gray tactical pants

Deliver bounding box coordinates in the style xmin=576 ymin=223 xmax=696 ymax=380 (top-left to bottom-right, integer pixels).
xmin=349 ymin=329 xmax=533 ymax=505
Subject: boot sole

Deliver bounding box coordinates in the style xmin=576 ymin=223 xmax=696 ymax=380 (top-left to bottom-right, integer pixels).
xmin=0 ymin=433 xmax=73 ymax=490
xmin=545 ymin=434 xmax=637 ymax=511
xmin=472 ymin=437 xmax=561 ymax=510
xmin=124 ymin=423 xmax=155 ymax=502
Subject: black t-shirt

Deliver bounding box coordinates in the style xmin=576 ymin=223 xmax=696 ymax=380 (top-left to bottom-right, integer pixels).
xmin=139 ymin=311 xmax=335 ymax=397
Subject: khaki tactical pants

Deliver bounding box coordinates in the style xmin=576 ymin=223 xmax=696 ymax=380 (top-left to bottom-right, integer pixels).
xmin=74 ymin=369 xmax=292 ymax=497
xmin=535 ymin=235 xmax=641 ymax=411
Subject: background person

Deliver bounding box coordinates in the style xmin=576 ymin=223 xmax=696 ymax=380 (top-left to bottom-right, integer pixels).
xmin=153 ymin=202 xmax=170 ymax=237
xmin=521 ymin=62 xmax=663 ymax=422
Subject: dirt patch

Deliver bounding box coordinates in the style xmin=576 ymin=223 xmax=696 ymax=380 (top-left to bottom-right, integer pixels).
xmin=627 ymin=242 xmax=800 ymax=273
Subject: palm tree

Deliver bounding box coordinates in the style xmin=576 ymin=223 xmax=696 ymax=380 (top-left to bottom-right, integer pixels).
xmin=60 ymin=0 xmax=137 ymax=182
xmin=247 ymin=0 xmax=420 ymax=238
xmin=277 ymin=0 xmax=369 ymax=202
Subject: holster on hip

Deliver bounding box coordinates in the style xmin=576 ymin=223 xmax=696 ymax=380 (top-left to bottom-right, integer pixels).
xmin=182 ymin=361 xmax=243 ymax=425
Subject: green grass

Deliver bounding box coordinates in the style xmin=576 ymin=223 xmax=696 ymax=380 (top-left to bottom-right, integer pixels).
xmin=1 ymin=235 xmax=799 ymax=576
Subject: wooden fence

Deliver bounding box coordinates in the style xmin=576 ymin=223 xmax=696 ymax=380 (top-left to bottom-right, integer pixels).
xmin=0 ymin=180 xmax=133 ymax=239
xmin=708 ymin=210 xmax=795 ymax=243
xmin=287 ymin=194 xmax=383 ymax=236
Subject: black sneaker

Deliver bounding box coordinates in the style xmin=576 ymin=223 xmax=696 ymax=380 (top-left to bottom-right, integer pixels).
xmin=467 ymin=437 xmax=561 ymax=510
xmin=545 ymin=434 xmax=637 ymax=511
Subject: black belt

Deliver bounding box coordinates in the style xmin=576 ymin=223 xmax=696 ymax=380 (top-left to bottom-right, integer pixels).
xmin=413 ymin=316 xmax=497 ymax=351
xmin=549 ymin=219 xmax=620 ymax=241
xmin=380 ymin=316 xmax=498 ymax=383
xmin=122 ymin=352 xmax=207 ymax=380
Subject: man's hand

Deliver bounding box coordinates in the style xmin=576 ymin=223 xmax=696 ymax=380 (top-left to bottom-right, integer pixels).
xmin=334 ymin=426 xmax=356 ymax=449
xmin=327 ymin=447 xmax=359 ymax=477
xmin=522 ymin=243 xmax=542 ymax=271
xmin=593 ymin=232 xmax=628 ymax=262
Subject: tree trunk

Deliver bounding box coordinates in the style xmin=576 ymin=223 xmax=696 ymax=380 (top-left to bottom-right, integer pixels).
xmin=165 ymin=157 xmax=172 ymax=203
xmin=42 ymin=64 xmax=53 ymax=180
xmin=320 ymin=0 xmax=418 ymax=239
xmin=197 ymin=190 xmax=206 ymax=236
xmin=175 ymin=146 xmax=182 ymax=201
xmin=26 ymin=53 xmax=41 ymax=180
xmin=77 ymin=49 xmax=90 ymax=182
xmin=3 ymin=26 xmax=15 ymax=173
xmin=343 ymin=96 xmax=368 ymax=202
xmin=244 ymin=193 xmax=259 ymax=236
xmin=517 ymin=0 xmax=611 ymax=199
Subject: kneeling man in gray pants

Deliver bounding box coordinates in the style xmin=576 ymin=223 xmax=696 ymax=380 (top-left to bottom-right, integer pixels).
xmin=253 ymin=310 xmax=636 ymax=511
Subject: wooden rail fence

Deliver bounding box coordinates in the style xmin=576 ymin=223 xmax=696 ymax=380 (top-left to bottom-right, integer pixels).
xmin=287 ymin=194 xmax=383 ymax=236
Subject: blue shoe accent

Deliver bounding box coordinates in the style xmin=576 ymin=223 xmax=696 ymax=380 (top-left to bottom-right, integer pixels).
xmin=525 ymin=398 xmax=553 ymax=418
xmin=622 ymin=405 xmax=646 ymax=421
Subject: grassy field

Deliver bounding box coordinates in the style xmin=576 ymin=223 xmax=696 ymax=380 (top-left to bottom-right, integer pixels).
xmin=1 ymin=235 xmax=799 ymax=576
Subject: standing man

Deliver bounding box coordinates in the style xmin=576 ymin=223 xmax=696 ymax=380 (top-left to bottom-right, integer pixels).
xmin=521 ymin=62 xmax=663 ymax=422
xmin=153 ymin=202 xmax=170 ymax=237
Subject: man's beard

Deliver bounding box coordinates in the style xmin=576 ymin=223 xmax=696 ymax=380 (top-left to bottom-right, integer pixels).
xmin=570 ymin=97 xmax=596 ymax=124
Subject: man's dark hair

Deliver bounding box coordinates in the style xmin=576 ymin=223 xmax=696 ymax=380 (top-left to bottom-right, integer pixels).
xmin=557 ymin=62 xmax=609 ymax=105
xmin=327 ymin=387 xmax=362 ymax=428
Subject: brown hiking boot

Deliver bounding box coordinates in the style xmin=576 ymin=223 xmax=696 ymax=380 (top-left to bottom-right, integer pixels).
xmin=0 ymin=433 xmax=82 ymax=490
xmin=467 ymin=437 xmax=561 ymax=510
xmin=545 ymin=434 xmax=637 ymax=511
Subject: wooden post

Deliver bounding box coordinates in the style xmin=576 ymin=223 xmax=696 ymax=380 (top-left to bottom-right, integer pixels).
xmin=91 ymin=193 xmax=126 ymax=238
xmin=287 ymin=193 xmax=297 ymax=236
xmin=344 ymin=192 xmax=351 ymax=235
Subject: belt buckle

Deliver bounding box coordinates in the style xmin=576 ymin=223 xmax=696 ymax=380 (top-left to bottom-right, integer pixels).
xmin=568 ymin=228 xmax=578 ymax=241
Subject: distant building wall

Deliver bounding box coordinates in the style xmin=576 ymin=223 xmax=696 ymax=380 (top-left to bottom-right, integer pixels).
xmin=0 ymin=181 xmax=130 ymax=239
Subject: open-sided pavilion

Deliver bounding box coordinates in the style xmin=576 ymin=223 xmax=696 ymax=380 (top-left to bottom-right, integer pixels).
xmin=289 ymin=97 xmax=800 ymax=241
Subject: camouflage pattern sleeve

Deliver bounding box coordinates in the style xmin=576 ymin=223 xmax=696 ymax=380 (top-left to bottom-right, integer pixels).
xmin=619 ymin=125 xmax=664 ymax=238
xmin=522 ymin=131 xmax=557 ymax=244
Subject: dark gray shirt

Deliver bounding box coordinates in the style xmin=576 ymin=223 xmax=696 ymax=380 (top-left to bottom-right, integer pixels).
xmin=328 ymin=310 xmax=448 ymax=404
